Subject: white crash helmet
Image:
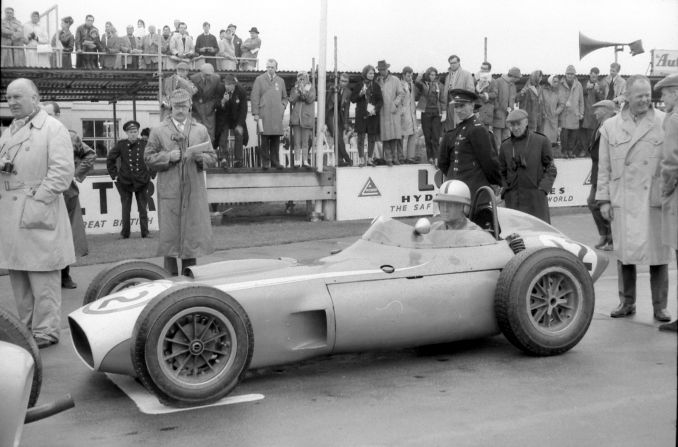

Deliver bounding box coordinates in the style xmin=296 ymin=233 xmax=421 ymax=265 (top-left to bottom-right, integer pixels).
xmin=434 ymin=180 xmax=472 ymax=215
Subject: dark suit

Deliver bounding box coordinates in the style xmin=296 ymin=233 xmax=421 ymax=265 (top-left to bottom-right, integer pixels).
xmin=190 ymin=72 xmax=224 ymax=143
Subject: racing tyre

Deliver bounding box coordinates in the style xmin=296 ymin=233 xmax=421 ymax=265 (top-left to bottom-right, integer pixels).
xmin=494 ymin=247 xmax=594 ymax=356
xmin=131 ymin=285 xmax=253 ymax=407
xmin=0 ymin=306 xmax=42 ymax=407
xmin=83 ymin=260 xmax=170 ymax=306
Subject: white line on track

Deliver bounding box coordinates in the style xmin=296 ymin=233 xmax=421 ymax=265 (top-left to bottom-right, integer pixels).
xmin=105 ymin=373 xmax=264 ymax=414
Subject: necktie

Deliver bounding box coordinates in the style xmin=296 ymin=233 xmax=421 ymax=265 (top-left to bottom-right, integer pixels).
xmin=607 ymin=78 xmax=615 ymax=100
xmin=177 ymin=122 xmax=184 ymax=133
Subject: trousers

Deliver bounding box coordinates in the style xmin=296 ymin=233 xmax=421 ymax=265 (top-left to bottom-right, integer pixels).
xmin=9 ymin=269 xmax=61 ymax=341
xmin=587 ymin=185 xmax=611 ymax=237
xmin=616 ymin=261 xmax=668 ymax=310
xmin=116 ymin=182 xmax=149 ymax=237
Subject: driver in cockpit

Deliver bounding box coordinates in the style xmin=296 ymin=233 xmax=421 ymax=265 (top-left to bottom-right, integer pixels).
xmin=431 ymin=180 xmax=483 ymax=231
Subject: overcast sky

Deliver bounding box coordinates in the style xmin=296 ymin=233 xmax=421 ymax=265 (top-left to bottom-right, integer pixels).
xmin=8 ymin=0 xmax=678 ymax=76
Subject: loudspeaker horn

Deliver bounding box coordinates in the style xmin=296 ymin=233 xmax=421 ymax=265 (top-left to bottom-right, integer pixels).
xmin=579 ymin=32 xmax=619 ymax=60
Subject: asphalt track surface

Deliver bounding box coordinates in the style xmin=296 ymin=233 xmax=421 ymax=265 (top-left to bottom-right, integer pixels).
xmin=2 ymin=211 xmax=676 ymax=447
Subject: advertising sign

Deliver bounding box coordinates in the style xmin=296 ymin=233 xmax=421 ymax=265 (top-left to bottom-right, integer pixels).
xmin=77 ymin=175 xmax=159 ymax=235
xmin=652 ymin=49 xmax=678 ymax=76
xmin=335 ymin=159 xmax=591 ymax=221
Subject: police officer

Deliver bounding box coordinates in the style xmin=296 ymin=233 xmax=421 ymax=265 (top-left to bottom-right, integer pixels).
xmin=107 ymin=120 xmax=151 ymax=239
xmin=439 ymin=89 xmax=501 ymax=200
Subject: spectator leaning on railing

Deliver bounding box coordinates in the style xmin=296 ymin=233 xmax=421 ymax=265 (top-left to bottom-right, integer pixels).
xmin=51 ymin=16 xmax=74 ymax=69
xmin=2 ymin=6 xmax=27 ymax=67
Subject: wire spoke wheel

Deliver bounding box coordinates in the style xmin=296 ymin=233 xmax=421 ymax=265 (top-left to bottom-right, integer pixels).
xmin=158 ymin=307 xmax=237 ymax=388
xmin=526 ymin=267 xmax=582 ymax=334
xmin=132 ymin=285 xmax=253 ymax=407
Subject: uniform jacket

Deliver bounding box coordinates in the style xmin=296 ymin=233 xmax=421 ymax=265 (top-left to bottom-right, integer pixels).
xmin=144 ymin=117 xmax=216 ymax=258
xmin=493 ymin=75 xmax=516 ymax=129
xmin=0 ymin=110 xmax=75 ymax=271
xmin=595 ymin=107 xmax=671 ymax=265
xmin=439 ymin=115 xmax=502 ymax=198
xmin=556 ymin=78 xmax=584 ymax=130
xmin=415 ymin=79 xmax=445 ymax=115
xmin=250 ymin=72 xmax=288 ymax=135
xmin=289 ymin=82 xmax=316 ymax=129
xmin=499 ymin=130 xmax=557 ymax=223
xmin=107 ymin=138 xmax=151 ymax=189
xmin=400 ymin=79 xmax=417 ymax=136
xmin=169 ymin=33 xmax=195 ymax=57
xmin=659 ymin=111 xmax=678 ymax=250
xmin=351 ymin=79 xmax=382 ymax=135
xmin=442 ymin=67 xmax=474 ymax=131
xmin=378 ymin=73 xmax=405 ymax=141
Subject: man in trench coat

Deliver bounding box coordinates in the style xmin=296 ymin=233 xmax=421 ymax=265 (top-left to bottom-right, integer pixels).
xmin=0 ymin=79 xmax=75 ymax=348
xmin=251 ymin=58 xmax=288 ymax=169
xmin=596 ymin=75 xmax=671 ymax=322
xmin=499 ymin=109 xmax=557 ymax=223
xmin=655 ymin=73 xmax=678 ymax=331
xmin=144 ymin=88 xmax=217 ymax=276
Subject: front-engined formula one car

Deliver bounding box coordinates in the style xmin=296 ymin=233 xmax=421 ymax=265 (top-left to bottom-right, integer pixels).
xmin=68 ymin=188 xmax=608 ymax=407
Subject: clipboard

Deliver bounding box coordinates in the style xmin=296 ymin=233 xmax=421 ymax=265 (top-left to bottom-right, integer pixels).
xmin=184 ymin=141 xmax=213 ymax=159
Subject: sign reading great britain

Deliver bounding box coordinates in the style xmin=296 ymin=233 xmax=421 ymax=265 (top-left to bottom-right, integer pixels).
xmin=77 ymin=175 xmax=159 ymax=235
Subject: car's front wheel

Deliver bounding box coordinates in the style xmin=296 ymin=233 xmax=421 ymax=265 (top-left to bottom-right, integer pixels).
xmin=83 ymin=260 xmax=170 ymax=305
xmin=130 ymin=285 xmax=253 ymax=407
xmin=494 ymin=247 xmax=595 ymax=356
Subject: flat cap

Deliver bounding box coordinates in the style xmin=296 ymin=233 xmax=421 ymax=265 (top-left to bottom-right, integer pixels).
xmin=123 ymin=120 xmax=140 ymax=131
xmin=655 ymin=73 xmax=678 ymax=91
xmin=449 ymin=88 xmax=478 ymax=103
xmin=591 ymin=99 xmax=617 ymax=112
xmin=508 ymin=67 xmax=521 ymax=78
xmin=506 ymin=109 xmax=529 ymax=122
xmin=169 ymin=88 xmax=192 ymax=105
xmin=565 ymin=65 xmax=576 ymax=74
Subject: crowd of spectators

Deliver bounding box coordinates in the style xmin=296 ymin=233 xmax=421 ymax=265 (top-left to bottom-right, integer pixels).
xmin=2 ymin=7 xmax=638 ymax=167
xmin=1 ymin=7 xmax=261 ymax=70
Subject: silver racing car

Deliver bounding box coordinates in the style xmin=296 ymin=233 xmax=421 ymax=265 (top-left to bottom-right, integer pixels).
xmin=68 ymin=189 xmax=608 ymax=407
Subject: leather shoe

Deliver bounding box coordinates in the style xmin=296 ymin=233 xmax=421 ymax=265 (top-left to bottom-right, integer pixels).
xmin=653 ymin=309 xmax=671 ymax=322
xmin=594 ymin=236 xmax=608 ymax=249
xmin=610 ymin=303 xmax=636 ymax=318
xmin=658 ymin=320 xmax=677 ymax=332
xmin=35 ymin=336 xmax=58 ymax=349
xmin=61 ymin=277 xmax=77 ymax=289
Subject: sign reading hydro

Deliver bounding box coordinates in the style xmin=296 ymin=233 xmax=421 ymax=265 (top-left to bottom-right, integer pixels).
xmin=335 ymin=159 xmax=591 ymax=221
xmin=77 ymin=175 xmax=159 ymax=235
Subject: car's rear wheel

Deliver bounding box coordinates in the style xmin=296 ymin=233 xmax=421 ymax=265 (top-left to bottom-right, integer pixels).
xmin=0 ymin=306 xmax=42 ymax=407
xmin=83 ymin=260 xmax=170 ymax=305
xmin=130 ymin=285 xmax=253 ymax=407
xmin=494 ymin=247 xmax=594 ymax=356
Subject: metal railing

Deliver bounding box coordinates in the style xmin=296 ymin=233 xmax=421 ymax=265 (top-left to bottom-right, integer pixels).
xmin=0 ymin=45 xmax=258 ymax=70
